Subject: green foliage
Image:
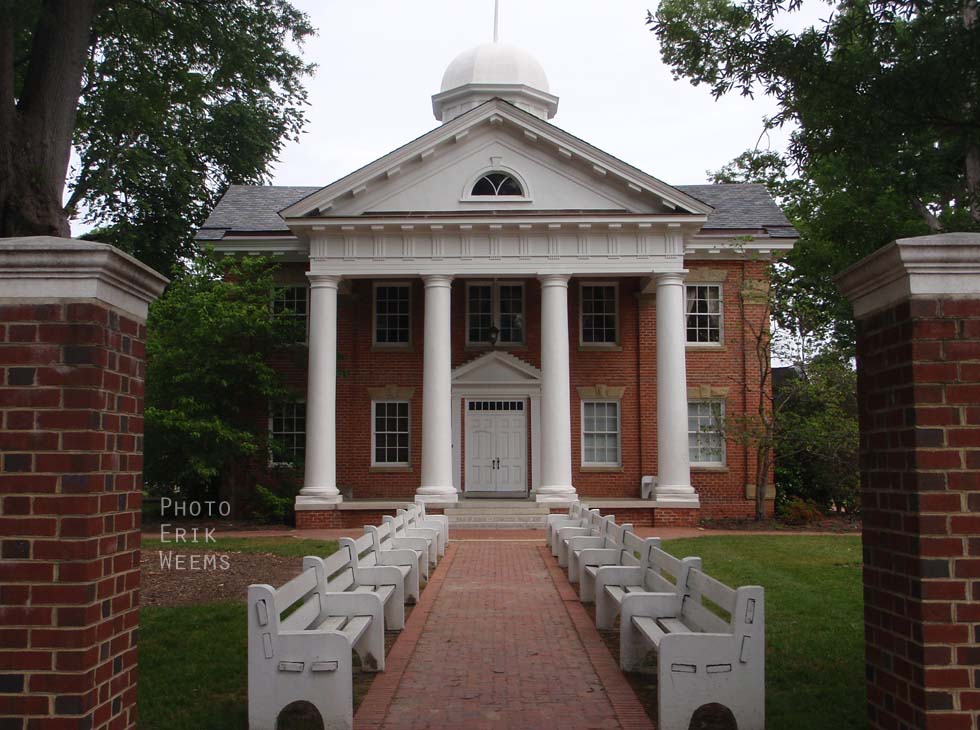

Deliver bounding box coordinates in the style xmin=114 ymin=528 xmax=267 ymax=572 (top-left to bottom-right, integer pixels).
xmin=251 ymin=484 xmax=295 ymax=525
xmin=144 ymin=252 xmax=304 ymax=502
xmin=663 ymin=536 xmax=865 ymax=729
xmin=655 ymin=1 xmax=980 ymax=349
xmin=777 ymin=496 xmax=825 ymax=525
xmin=56 ymin=0 xmax=316 ymax=275
xmin=774 ymin=356 xmax=860 ymax=513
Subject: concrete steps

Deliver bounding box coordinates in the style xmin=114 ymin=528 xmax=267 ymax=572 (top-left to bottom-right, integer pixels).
xmin=445 ymin=503 xmax=550 ymax=530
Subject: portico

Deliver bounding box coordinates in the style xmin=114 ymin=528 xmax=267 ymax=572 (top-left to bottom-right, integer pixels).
xmin=197 ymin=32 xmax=796 ymax=526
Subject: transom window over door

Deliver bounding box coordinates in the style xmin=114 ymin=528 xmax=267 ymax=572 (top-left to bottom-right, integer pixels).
xmin=374 ymin=283 xmax=410 ymax=345
xmin=581 ymin=283 xmax=618 ymax=345
xmin=466 ymin=282 xmax=524 ymax=345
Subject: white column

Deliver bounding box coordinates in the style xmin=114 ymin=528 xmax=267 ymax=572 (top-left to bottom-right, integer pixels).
xmin=536 ymin=274 xmax=577 ymax=503
xmin=655 ymin=272 xmax=698 ymax=505
xmin=298 ymin=274 xmax=342 ymax=504
xmin=417 ymin=275 xmax=457 ymax=503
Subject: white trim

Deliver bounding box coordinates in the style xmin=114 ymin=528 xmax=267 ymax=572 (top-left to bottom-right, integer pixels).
xmin=372 ymin=281 xmax=413 ymax=347
xmin=688 ymin=399 xmax=726 ymax=467
xmin=684 ymin=282 xmax=724 ymax=348
xmin=579 ymin=280 xmax=620 ymax=346
xmin=580 ymin=399 xmax=622 ymax=467
xmin=370 ymin=399 xmax=411 ymax=467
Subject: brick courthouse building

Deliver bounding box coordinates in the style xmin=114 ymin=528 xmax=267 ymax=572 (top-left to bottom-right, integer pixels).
xmin=197 ymin=41 xmax=796 ymax=527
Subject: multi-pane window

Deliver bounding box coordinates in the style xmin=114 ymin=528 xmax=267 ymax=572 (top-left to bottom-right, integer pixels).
xmin=581 ymin=284 xmax=618 ymax=344
xmin=273 ymin=285 xmax=308 ymax=341
xmin=686 ymin=284 xmax=722 ymax=344
xmin=471 ymin=172 xmax=523 ymax=196
xmin=270 ymin=402 xmax=305 ymax=465
xmin=374 ymin=284 xmax=410 ymax=345
xmin=466 ymin=283 xmax=524 ymax=345
xmin=372 ymin=401 xmax=410 ymax=466
xmin=688 ymin=401 xmax=725 ymax=465
xmin=582 ymin=401 xmax=621 ymax=466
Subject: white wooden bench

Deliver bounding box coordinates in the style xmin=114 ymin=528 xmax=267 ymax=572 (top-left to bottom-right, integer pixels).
xmin=577 ymin=530 xmax=662 ymax=604
xmin=566 ymin=519 xmax=633 ymax=590
xmin=547 ymin=503 xmax=596 ymax=555
xmin=555 ymin=510 xmax=609 ymax=568
xmin=364 ymin=521 xmax=428 ymax=587
xmin=384 ymin=513 xmax=438 ymax=568
xmin=415 ymin=501 xmax=449 ymax=548
xmin=620 ymin=567 xmax=766 ymax=730
xmin=399 ymin=505 xmax=446 ymax=557
xmin=336 ymin=536 xmax=409 ymax=630
xmin=247 ymin=557 xmax=385 ymax=730
xmin=593 ymin=540 xmax=697 ymax=629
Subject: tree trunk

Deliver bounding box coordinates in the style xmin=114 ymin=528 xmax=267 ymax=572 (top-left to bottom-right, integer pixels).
xmin=0 ymin=0 xmax=96 ymax=238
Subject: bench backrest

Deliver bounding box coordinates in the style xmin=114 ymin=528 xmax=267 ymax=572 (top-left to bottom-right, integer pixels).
xmin=365 ymin=521 xmax=397 ymax=553
xmin=644 ymin=547 xmax=700 ymax=595
xmin=619 ymin=532 xmax=662 ymax=567
xmin=680 ymin=569 xmax=764 ymax=657
xmin=384 ymin=513 xmax=408 ymax=536
xmin=249 ymin=566 xmax=322 ymax=642
xmin=339 ymin=532 xmax=378 ymax=568
xmin=602 ymin=520 xmax=633 ymax=548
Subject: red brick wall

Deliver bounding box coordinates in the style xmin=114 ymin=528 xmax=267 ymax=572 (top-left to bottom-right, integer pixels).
xmin=1 ymin=302 xmax=146 ymax=729
xmin=855 ymin=297 xmax=979 ymax=729
xmin=269 ymin=266 xmax=771 ymax=517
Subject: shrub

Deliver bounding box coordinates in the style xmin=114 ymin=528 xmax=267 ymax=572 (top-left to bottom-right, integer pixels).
xmin=778 ymin=498 xmax=824 ymax=526
xmin=251 ymin=485 xmax=293 ymax=525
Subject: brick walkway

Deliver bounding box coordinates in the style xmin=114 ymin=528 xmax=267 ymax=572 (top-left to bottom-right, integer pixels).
xmin=355 ymin=541 xmax=653 ymax=730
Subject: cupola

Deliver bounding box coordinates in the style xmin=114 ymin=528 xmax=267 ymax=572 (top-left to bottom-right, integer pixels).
xmin=432 ymin=41 xmax=559 ymax=123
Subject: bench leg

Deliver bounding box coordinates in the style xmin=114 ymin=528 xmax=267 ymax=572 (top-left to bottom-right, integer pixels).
xmin=383 ymin=585 xmax=406 ymax=631
xmin=618 ymin=599 xmax=649 ymax=672
xmin=596 ymin=587 xmax=618 ymax=630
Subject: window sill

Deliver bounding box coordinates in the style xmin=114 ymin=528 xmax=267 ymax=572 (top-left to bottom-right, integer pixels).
xmin=691 ymin=465 xmax=728 ymax=472
xmin=580 ymin=465 xmax=624 ymax=473
xmin=686 ymin=344 xmax=726 ymax=352
xmin=371 ymin=344 xmax=414 ymax=353
xmin=369 ymin=466 xmax=413 ymax=473
xmin=578 ymin=344 xmax=622 ymax=352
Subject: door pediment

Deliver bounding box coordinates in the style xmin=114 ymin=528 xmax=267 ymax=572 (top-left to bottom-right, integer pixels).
xmin=452 ymin=351 xmax=541 ymax=385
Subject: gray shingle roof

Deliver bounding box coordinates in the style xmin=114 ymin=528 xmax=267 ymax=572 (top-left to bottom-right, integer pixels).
xmin=675 ymin=183 xmax=796 ymax=236
xmin=196 ymin=182 xmax=797 ymax=240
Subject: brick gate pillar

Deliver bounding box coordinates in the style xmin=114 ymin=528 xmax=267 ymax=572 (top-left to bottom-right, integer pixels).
xmin=0 ymin=237 xmax=167 ymax=730
xmin=837 ymin=233 xmax=980 ymax=730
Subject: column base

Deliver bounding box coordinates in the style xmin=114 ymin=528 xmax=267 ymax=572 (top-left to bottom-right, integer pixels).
xmin=415 ymin=492 xmax=459 ymax=505
xmin=652 ymin=493 xmax=700 ymax=509
xmin=295 ymin=494 xmax=343 ymax=510
xmin=535 ymin=489 xmax=579 ymax=504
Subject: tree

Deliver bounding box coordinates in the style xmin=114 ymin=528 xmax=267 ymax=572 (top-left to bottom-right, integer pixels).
xmin=1 ymin=0 xmax=314 ymax=276
xmin=143 ymin=252 xmax=304 ymax=509
xmin=650 ymin=0 xmax=980 ymax=234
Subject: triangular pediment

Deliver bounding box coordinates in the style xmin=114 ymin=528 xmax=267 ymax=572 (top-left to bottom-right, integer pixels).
xmin=280 ymin=99 xmax=713 ymax=221
xmin=452 ymin=351 xmax=541 ymax=384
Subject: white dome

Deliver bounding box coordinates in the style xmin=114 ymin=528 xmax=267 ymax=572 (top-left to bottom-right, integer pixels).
xmin=440 ymin=43 xmax=550 ymax=93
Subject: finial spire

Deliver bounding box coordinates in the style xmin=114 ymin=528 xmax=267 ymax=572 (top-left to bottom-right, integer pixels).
xmin=493 ymin=0 xmax=500 ymax=43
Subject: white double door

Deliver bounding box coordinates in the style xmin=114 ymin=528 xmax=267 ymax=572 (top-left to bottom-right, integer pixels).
xmin=465 ymin=399 xmax=527 ymax=493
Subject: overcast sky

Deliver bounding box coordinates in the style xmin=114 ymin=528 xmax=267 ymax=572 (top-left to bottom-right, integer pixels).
xmin=272 ymin=0 xmax=829 ymax=189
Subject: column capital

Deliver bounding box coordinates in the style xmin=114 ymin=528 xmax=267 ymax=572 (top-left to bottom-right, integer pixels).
xmin=538 ymin=273 xmax=572 ymax=287
xmin=307 ymin=273 xmax=342 ymax=289
xmin=421 ymin=274 xmax=454 ymax=288
xmin=654 ymin=270 xmax=689 ymax=287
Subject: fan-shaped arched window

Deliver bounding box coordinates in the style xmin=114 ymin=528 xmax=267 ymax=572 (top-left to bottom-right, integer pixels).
xmin=471 ymin=172 xmax=523 ymax=196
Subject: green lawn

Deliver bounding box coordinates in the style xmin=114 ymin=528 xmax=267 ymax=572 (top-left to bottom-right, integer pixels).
xmin=137 ymin=535 xmax=864 ymax=730
xmin=141 ymin=534 xmax=339 ymax=558
xmin=662 ymin=535 xmax=865 ymax=730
